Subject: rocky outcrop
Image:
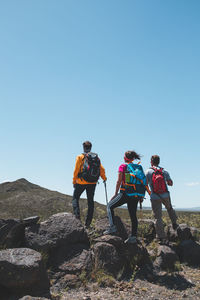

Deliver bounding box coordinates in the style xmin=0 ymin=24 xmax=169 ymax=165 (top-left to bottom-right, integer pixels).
xmin=94 ymin=216 xmax=129 ymax=240
xmin=190 ymin=227 xmax=200 ymax=241
xmin=19 ymin=296 xmax=49 ymax=300
xmin=153 ymin=245 xmax=179 ymax=271
xmin=166 ymin=224 xmax=192 ymax=242
xmin=93 ymin=236 xmax=125 ymax=278
xmin=24 ymin=212 xmax=92 ymax=294
xmin=0 ymin=216 xmax=40 ymax=249
xmin=1 ymin=211 xmax=200 ymax=298
xmin=138 ymin=219 xmax=156 ymax=242
xmin=25 ymin=213 xmax=88 ymax=250
xmin=177 ymin=240 xmax=200 ymax=266
xmin=93 ymin=235 xmax=151 ymax=278
xmin=0 ymin=248 xmax=50 ymax=299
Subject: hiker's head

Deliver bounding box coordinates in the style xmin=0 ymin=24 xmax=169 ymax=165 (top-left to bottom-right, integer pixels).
xmin=83 ymin=141 xmax=92 ymax=153
xmin=124 ymin=151 xmax=141 ymax=163
xmin=151 ymin=155 xmax=160 ymax=166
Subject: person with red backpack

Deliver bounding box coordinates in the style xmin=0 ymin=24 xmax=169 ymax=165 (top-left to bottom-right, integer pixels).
xmin=145 ymin=155 xmax=179 ymax=244
xmin=104 ymin=150 xmax=150 ymax=243
xmin=72 ymin=141 xmax=107 ymax=228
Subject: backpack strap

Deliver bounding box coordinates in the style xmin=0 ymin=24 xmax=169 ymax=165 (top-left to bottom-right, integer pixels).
xmin=151 ymin=166 xmax=163 ymax=173
xmin=78 ymin=153 xmax=86 ymax=179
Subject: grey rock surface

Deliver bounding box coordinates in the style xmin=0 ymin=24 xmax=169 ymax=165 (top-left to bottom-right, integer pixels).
xmin=166 ymin=223 xmax=192 ymax=242
xmin=19 ymin=296 xmax=50 ymax=300
xmin=178 ymin=239 xmax=200 ymax=266
xmin=25 ymin=212 xmax=89 ymax=256
xmin=153 ymin=245 xmax=179 ymax=270
xmin=0 ymin=248 xmax=50 ymax=298
xmin=93 ymin=241 xmax=123 ymax=277
xmin=95 ymin=216 xmax=129 ymax=240
xmin=93 ymin=235 xmax=150 ymax=278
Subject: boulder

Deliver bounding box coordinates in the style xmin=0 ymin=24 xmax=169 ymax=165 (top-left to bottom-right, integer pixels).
xmin=0 ymin=248 xmax=50 ymax=298
xmin=57 ymin=245 xmax=93 ymax=274
xmin=178 ymin=240 xmax=200 ymax=266
xmin=0 ymin=219 xmax=25 ymax=248
xmin=25 ymin=213 xmax=89 ymax=266
xmin=153 ymin=245 xmax=179 ymax=271
xmin=94 ymin=216 xmax=129 ymax=240
xmin=138 ymin=219 xmax=156 ymax=242
xmin=0 ymin=216 xmax=40 ymax=249
xmin=51 ymin=274 xmax=81 ymax=294
xmin=190 ymin=227 xmax=200 ymax=241
xmin=0 ymin=218 xmax=20 ymax=228
xmin=25 ymin=212 xmax=92 ymax=290
xmin=124 ymin=240 xmax=151 ymax=269
xmin=177 ymin=224 xmax=193 ymax=241
xmin=50 ymin=244 xmax=93 ymax=293
xmin=23 ymin=216 xmax=40 ymax=226
xmin=19 ymin=297 xmax=50 ymax=300
xmin=94 ymin=234 xmax=124 ymax=249
xmin=4 ymin=223 xmax=25 ymax=248
xmin=93 ymin=235 xmax=150 ymax=278
xmin=166 ymin=224 xmax=192 ymax=242
xmin=93 ymin=241 xmax=123 ymax=277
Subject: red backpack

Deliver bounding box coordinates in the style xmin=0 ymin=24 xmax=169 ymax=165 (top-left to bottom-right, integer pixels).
xmin=152 ymin=167 xmax=167 ymax=194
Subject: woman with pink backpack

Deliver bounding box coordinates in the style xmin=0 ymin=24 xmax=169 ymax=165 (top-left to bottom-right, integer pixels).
xmin=104 ymin=150 xmax=148 ymax=244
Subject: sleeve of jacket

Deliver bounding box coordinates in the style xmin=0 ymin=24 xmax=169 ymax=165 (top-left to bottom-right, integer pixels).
xmin=73 ymin=155 xmax=82 ymax=184
xmin=100 ymin=164 xmax=107 ymax=181
xmin=163 ymin=169 xmax=172 ymax=182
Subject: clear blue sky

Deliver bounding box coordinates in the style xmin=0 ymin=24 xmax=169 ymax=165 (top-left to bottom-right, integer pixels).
xmin=0 ymin=0 xmax=199 ymax=208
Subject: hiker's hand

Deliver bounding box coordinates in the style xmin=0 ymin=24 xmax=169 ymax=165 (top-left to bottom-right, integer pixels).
xmin=167 ymin=179 xmax=173 ymax=186
xmin=73 ymin=184 xmax=77 ymax=188
xmin=103 ymin=179 xmax=107 ymax=183
xmin=140 ymin=198 xmax=144 ymax=203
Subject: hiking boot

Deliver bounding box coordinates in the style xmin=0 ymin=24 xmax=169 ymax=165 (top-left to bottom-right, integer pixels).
xmin=124 ymin=236 xmax=137 ymax=244
xmin=85 ymin=221 xmax=92 ymax=229
xmin=103 ymin=225 xmax=117 ymax=235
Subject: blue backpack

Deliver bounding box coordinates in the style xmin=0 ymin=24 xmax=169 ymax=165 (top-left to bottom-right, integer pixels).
xmin=124 ymin=163 xmax=147 ymax=197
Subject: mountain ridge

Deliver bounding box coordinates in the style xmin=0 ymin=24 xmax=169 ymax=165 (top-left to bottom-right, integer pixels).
xmin=0 ymin=179 xmax=199 ymax=221
xmin=0 ymin=178 xmax=107 ymax=221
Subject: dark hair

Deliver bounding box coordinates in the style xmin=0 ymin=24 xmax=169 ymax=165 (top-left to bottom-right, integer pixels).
xmin=151 ymin=155 xmax=160 ymax=166
xmin=83 ymin=141 xmax=92 ymax=151
xmin=125 ymin=150 xmax=141 ymax=160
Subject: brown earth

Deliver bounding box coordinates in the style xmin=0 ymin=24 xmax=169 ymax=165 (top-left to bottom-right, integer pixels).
xmin=53 ymin=265 xmax=200 ymax=300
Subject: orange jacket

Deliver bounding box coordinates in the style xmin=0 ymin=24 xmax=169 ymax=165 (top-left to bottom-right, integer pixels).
xmin=73 ymin=154 xmax=106 ymax=185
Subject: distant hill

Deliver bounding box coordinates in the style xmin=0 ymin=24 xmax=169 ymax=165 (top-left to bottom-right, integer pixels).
xmin=0 ymin=178 xmax=108 ymax=221
xmin=175 ymin=207 xmax=200 ymax=212
xmin=1 ymin=179 xmax=199 ymax=222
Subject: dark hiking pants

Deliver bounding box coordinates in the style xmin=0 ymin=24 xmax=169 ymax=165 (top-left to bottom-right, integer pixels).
xmin=72 ymin=183 xmax=96 ymax=226
xmin=107 ymin=192 xmax=139 ymax=236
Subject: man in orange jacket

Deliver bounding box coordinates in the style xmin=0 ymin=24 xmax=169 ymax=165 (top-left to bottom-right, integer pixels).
xmin=72 ymin=141 xmax=107 ymax=227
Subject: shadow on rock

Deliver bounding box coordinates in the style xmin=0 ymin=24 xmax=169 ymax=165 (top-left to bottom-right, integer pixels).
xmin=136 ymin=265 xmax=195 ymax=291
xmin=151 ymin=273 xmax=195 ymax=291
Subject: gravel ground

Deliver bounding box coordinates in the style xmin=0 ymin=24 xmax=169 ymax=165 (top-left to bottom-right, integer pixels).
xmin=54 ymin=266 xmax=200 ymax=300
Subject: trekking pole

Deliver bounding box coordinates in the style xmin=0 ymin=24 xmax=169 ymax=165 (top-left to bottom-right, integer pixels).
xmin=104 ymin=181 xmax=109 ymax=206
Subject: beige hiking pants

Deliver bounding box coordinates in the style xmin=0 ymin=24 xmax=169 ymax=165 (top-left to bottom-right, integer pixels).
xmin=151 ymin=196 xmax=177 ymax=239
